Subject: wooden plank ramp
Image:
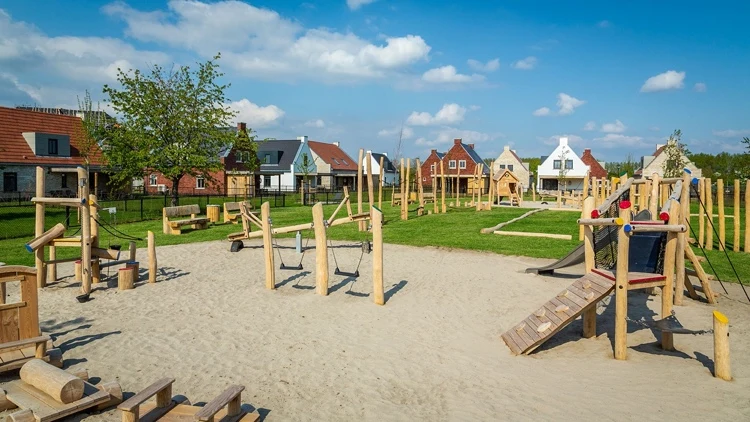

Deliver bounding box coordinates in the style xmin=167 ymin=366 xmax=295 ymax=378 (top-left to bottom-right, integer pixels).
xmin=502 ymin=272 xmax=615 ymax=355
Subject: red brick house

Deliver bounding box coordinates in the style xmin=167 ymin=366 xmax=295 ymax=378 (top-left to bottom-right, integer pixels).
xmin=580 ymin=148 xmax=608 ymax=179
xmin=420 ymin=138 xmax=489 ymax=193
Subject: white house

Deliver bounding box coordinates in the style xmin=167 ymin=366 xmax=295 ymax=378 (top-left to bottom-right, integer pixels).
xmin=537 ymin=137 xmax=590 ymax=191
xmin=256 ymin=136 xmax=318 ymax=191
xmin=362 ymin=151 xmax=398 ymax=186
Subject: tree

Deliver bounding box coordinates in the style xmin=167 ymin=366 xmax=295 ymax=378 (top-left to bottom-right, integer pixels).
xmin=295 ymin=152 xmax=315 ymax=205
xmin=76 ymin=90 xmax=110 ymax=192
xmin=102 ymin=54 xmax=236 ymax=205
xmin=661 ymin=129 xmax=690 ymax=178
xmin=557 ymin=146 xmax=570 ymax=191
xmin=605 ymin=153 xmax=638 ymax=177
xmin=743 ymin=137 xmax=750 ymax=153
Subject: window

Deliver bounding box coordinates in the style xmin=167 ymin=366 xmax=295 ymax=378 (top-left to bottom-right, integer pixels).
xmin=61 ymin=174 xmax=68 ymax=189
xmin=263 ymin=154 xmax=271 ymax=164
xmin=498 ymin=164 xmax=505 ymax=169
xmin=149 ymin=174 xmax=158 ymax=186
xmin=48 ymin=138 xmax=58 ymax=155
xmin=459 ymin=160 xmax=466 ymax=169
xmin=264 ymin=177 xmax=271 ymax=188
xmin=236 ymin=151 xmax=244 ymax=163
xmin=3 ymin=172 xmax=18 ymax=193
xmin=508 ymin=164 xmax=514 ymax=172
xmin=196 ymin=176 xmax=205 ymax=189
xmin=430 ymin=164 xmax=435 ymax=173
xmin=553 ymin=160 xmax=562 ymax=170
xmin=333 ymin=158 xmax=340 ymax=165
xmin=449 ymin=160 xmax=456 ymax=169
xmin=342 ymin=159 xmax=349 ymax=165
xmin=565 ymin=160 xmax=573 ymax=170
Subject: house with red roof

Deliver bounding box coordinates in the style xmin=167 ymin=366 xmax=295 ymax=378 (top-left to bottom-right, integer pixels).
xmin=308 ymin=141 xmax=358 ymax=189
xmin=0 ymin=106 xmax=108 ymax=198
xmin=420 ymin=138 xmax=489 ymax=193
xmin=635 ymin=141 xmax=701 ymax=178
xmin=580 ymin=148 xmax=608 ymax=179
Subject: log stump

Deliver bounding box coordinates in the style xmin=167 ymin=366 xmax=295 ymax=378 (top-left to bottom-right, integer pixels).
xmin=118 ymin=267 xmax=135 ymax=291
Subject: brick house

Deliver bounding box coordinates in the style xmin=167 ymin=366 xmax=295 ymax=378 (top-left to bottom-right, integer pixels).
xmin=492 ymin=146 xmax=531 ymax=189
xmin=580 ymin=148 xmax=608 ymax=180
xmin=420 ymin=138 xmax=489 ymax=194
xmin=0 ymin=106 xmax=108 ymax=199
xmin=308 ymin=141 xmax=358 ymax=189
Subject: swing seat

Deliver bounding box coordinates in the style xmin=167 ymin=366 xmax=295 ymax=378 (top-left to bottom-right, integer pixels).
xmin=279 ymin=263 xmax=303 ymax=270
xmin=334 ymin=268 xmax=359 ymax=278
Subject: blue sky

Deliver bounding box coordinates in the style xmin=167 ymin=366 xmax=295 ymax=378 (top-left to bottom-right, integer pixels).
xmin=1 ymin=0 xmax=749 ymax=163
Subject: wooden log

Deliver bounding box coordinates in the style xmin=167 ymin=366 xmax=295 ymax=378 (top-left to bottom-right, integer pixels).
xmin=261 ymin=202 xmax=275 ymax=290
xmin=400 ymin=158 xmax=406 ymax=220
xmin=372 ymin=206 xmax=384 ymax=305
xmin=366 ymin=152 xmax=375 ymax=213
xmin=30 ymin=197 xmax=85 ymax=207
xmin=404 ymin=158 xmax=411 ymax=220
xmin=614 ymin=201 xmax=631 ymax=360
xmin=432 ymin=160 xmax=438 ymax=214
xmin=7 ymin=409 xmax=34 ymax=422
xmin=312 ymin=203 xmax=328 ymax=296
xmin=357 ymin=148 xmax=365 ymax=231
xmin=35 ymin=167 xmax=46 ymax=288
xmin=660 ymin=201 xmax=679 ymax=351
xmin=733 ymin=179 xmax=740 ymax=252
xmin=25 ymin=223 xmax=66 ymax=253
xmin=717 ymin=179 xmax=725 ymax=251
xmin=74 ymin=260 xmax=82 ymax=282
xmin=128 ymin=241 xmax=136 ymax=261
xmin=699 ymin=178 xmax=705 ymax=247
xmin=148 ymin=231 xmax=157 ymax=283
xmin=480 ymin=208 xmax=544 ymax=233
xmin=78 ymin=167 xmax=92 ymax=295
xmin=649 ymin=173 xmax=660 ymax=219
xmin=713 ymin=310 xmax=731 ymax=381
xmin=675 ymin=172 xmax=690 ymax=306
xmin=706 ymin=177 xmax=713 ymax=250
xmin=493 ymin=231 xmax=572 ymax=240
xmin=416 ymin=158 xmax=424 ymax=216
xmin=96 ymin=380 xmax=124 ymax=411
xmin=378 ymin=156 xmax=384 ymax=210
xmin=440 ymin=159 xmax=446 ymax=213
xmin=19 ymin=359 xmax=84 ymax=404
xmin=118 ymin=267 xmax=135 ymax=290
xmin=626 ymin=224 xmax=686 ymax=233
xmin=126 ymin=261 xmax=140 ymax=281
xmin=746 ymin=180 xmax=750 ymax=253
xmin=0 ymin=389 xmax=17 ymax=411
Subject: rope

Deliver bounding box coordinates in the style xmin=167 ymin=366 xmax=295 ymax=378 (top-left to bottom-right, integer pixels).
xmin=93 ymin=217 xmax=143 ymax=241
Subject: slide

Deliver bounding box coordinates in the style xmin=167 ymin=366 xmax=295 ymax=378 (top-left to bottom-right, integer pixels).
xmin=502 ymin=272 xmax=616 ymax=355
xmin=525 ymin=243 xmax=585 ymax=275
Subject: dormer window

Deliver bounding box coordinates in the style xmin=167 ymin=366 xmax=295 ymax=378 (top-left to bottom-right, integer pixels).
xmin=48 ymin=139 xmax=58 ymax=155
xmin=264 ymin=154 xmax=271 ymax=164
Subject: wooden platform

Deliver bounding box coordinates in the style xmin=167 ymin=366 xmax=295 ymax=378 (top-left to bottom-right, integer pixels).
xmin=591 ymin=268 xmax=667 ymax=290
xmin=502 ymin=272 xmax=616 ymax=355
xmin=4 ymin=379 xmax=109 ymax=422
xmin=137 ymin=403 xmax=260 ymax=422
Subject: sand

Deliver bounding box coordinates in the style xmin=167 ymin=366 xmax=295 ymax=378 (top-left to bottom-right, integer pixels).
xmin=9 ymin=239 xmax=750 ymax=420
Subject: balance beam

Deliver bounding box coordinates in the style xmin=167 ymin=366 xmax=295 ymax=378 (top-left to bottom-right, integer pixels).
xmin=493 ymin=231 xmax=572 ymax=240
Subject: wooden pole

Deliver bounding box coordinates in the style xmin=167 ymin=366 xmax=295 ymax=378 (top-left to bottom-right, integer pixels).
xmin=579 ymin=194 xmax=594 ymax=241
xmin=713 ymin=310 xmax=731 ymax=381
xmin=706 ymin=178 xmax=713 ymax=250
xmin=532 ymin=182 xmax=536 ymax=202
xmin=488 ymin=164 xmax=495 ymax=210
xmin=582 ymin=197 xmax=597 ymax=339
xmin=746 ymin=180 xmax=750 ymax=253
xmin=378 ymin=156 xmax=384 ymax=210
xmin=416 ymin=159 xmax=424 ymax=216
xmin=404 ymin=158 xmax=411 ymax=220
xmin=733 ymin=179 xmax=740 ymax=252
xmin=675 ymin=171 xmax=690 ymax=306
xmin=717 ymin=179 xmax=725 ymax=251
xmin=475 ymin=164 xmax=484 ymax=211
xmin=614 ymin=200 xmax=631 ymax=360
xmin=648 ymin=173 xmax=660 ymax=219
xmin=699 ymin=178 xmax=705 ymax=247
xmin=78 ymin=167 xmax=92 ymax=295
xmin=640 ymin=180 xmax=651 ymax=213
xmin=432 ymin=161 xmax=438 ymax=214
xmin=89 ymin=194 xmax=99 ymax=285
xmin=440 ymin=160 xmax=447 ymax=213
xmin=372 ymin=206 xmax=384 ymax=305
xmin=455 ymin=164 xmax=460 ymax=205
xmin=400 ymin=158 xmax=405 ymax=219
xmin=357 ymin=149 xmax=365 ymax=231
xmin=366 ymin=152 xmax=375 ymax=215
xmin=661 ymin=200 xmax=679 ymax=351
xmin=583 ymin=171 xmax=590 ymax=198
xmin=312 ymin=203 xmax=328 ymax=296
xmin=261 ymin=202 xmax=275 ymax=289
xmin=35 ymin=166 xmax=46 ymax=288
xmin=148 ymin=231 xmax=157 ymax=283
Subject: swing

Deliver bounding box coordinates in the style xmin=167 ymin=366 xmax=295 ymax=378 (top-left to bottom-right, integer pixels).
xmin=273 ymin=229 xmax=310 ymax=271
xmin=329 ymin=223 xmax=372 ymax=278
xmin=627 ymin=312 xmax=711 ymax=335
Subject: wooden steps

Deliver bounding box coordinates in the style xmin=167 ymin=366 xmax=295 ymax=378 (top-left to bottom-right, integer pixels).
xmin=502 ymin=272 xmax=615 ymax=355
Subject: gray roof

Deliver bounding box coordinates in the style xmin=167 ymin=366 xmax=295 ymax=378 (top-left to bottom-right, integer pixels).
xmin=256 ymin=140 xmax=302 ymax=173
xmin=460 ymin=144 xmax=490 ymax=174
xmin=436 ymin=152 xmax=446 ymax=160
xmin=371 ymin=153 xmax=396 ymax=173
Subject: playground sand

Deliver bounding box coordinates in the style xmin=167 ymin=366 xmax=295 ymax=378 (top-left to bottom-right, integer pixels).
xmin=27 ymin=240 xmax=750 ymax=421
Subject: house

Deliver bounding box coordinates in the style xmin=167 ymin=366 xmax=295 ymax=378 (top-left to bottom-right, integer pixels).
xmin=308 ymin=141 xmax=358 ymax=189
xmin=492 ymin=146 xmax=531 ymax=189
xmin=636 ymin=141 xmax=702 ymax=178
xmin=362 ymin=151 xmax=398 ymax=186
xmin=580 ymin=148 xmax=608 ymax=180
xmin=0 ymin=106 xmax=108 ymax=198
xmin=420 ymin=138 xmax=490 ymax=193
xmin=537 ymin=137 xmax=589 ymax=191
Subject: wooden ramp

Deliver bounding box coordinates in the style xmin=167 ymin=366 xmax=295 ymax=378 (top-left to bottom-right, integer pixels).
xmin=502 ymin=272 xmax=615 ymax=355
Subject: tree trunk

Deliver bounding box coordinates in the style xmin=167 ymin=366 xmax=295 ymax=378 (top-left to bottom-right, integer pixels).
xmin=171 ymin=176 xmax=182 ymax=207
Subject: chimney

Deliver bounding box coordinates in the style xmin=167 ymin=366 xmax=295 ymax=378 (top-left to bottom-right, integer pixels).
xmin=453 ymin=138 xmax=462 ymax=145
xmin=584 ymin=148 xmax=591 ymax=155
xmin=333 ymin=141 xmax=340 ymax=147
xmin=431 ymin=149 xmax=437 ymax=154
xmin=237 ymin=122 xmax=247 ymax=132
xmin=468 ymin=143 xmax=475 ymax=150
xmin=656 ymin=143 xmax=665 ymax=150
xmin=503 ymin=146 xmax=510 ymax=152
xmin=383 ymin=152 xmax=387 ymax=156
xmin=297 ymin=135 xmax=308 ymax=143
xmin=559 ymin=137 xmax=568 ymax=147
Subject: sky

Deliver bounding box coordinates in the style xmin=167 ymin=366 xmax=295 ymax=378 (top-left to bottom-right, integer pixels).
xmin=1 ymin=0 xmax=749 ymax=163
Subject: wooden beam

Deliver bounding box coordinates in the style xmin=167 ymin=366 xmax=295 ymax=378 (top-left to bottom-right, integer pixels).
xmin=480 ymin=208 xmax=544 ymax=233
xmin=312 ymin=203 xmax=328 ymax=296
xmin=261 ymin=202 xmax=275 ymax=290
xmin=614 ymin=201 xmax=631 ymax=360
xmin=357 ymin=148 xmax=365 ymax=231
xmin=25 ymin=223 xmax=65 ymax=252
xmin=492 ymin=231 xmax=572 ymax=240
xmin=706 ymin=177 xmax=714 ymax=250
xmin=713 ymin=310 xmax=731 ymax=381
xmin=372 ymin=206 xmax=384 ymax=305
xmin=35 ymin=167 xmax=46 ymax=288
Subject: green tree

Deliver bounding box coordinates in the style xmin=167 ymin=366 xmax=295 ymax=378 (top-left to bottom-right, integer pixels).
xmin=661 ymin=129 xmax=690 ymax=178
xmin=295 ymin=152 xmax=315 ymax=204
xmin=605 ymin=153 xmax=638 ymax=177
xmin=519 ymin=157 xmax=541 ymax=178
xmin=557 ymin=146 xmax=570 ymax=191
xmin=102 ymin=54 xmax=236 ymax=205
xmin=743 ymin=137 xmax=750 ymax=153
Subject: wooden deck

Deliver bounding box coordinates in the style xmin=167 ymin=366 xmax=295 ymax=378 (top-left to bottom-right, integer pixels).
xmin=137 ymin=403 xmax=260 ymax=422
xmin=502 ymin=272 xmax=616 ymax=355
xmin=4 ymin=379 xmax=110 ymax=422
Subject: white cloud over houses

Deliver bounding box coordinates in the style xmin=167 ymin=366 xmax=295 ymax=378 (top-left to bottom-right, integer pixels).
xmin=406 ymin=103 xmax=467 ymax=126
xmin=304 ymin=119 xmax=325 ymax=128
xmin=712 ymin=129 xmax=750 ymax=138
xmin=556 ymin=93 xmax=585 ymax=115
xmin=378 ymin=126 xmax=414 ymax=139
xmin=228 ymin=99 xmax=285 ymax=128
xmin=511 ymin=56 xmax=537 ymax=70
xmin=467 ymin=58 xmax=500 ymax=72
xmin=541 ymin=134 xmax=584 ymax=146
xmin=421 ymin=65 xmax=484 ymax=83
xmin=694 ymin=82 xmax=707 ymax=92
xmin=600 ymin=119 xmax=626 ymax=133
xmin=640 ymin=70 xmax=686 ymax=92
xmin=532 ymin=107 xmax=550 ymax=117
xmin=583 ymin=121 xmax=597 ymax=131
xmin=415 ymin=127 xmax=495 ymax=147
xmin=103 ymin=1 xmax=431 ymax=83
xmin=346 ymin=0 xmax=377 ymax=10
xmin=593 ymin=133 xmax=645 ymax=147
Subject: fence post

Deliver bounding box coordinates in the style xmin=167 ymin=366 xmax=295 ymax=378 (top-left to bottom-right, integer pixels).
xmin=140 ymin=196 xmax=144 ymax=221
xmin=65 ymin=207 xmax=70 ymax=228
xmin=124 ymin=197 xmax=128 ymax=212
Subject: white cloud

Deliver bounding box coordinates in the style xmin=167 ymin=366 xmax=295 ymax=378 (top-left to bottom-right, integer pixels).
xmin=346 ymin=0 xmax=377 ymax=10
xmin=469 ymin=105 xmax=481 ymax=111
xmin=104 ymin=1 xmax=431 ymax=83
xmin=593 ymin=133 xmax=645 ymax=147
xmin=407 ymin=103 xmax=467 ymax=126
xmin=640 ymin=70 xmax=686 ymax=92
xmin=421 ymin=65 xmax=484 ymax=83
xmin=0 ymin=72 xmax=42 ymax=103
xmin=304 ymin=119 xmax=325 ymax=128
xmin=541 ymin=134 xmax=584 ymax=146
xmin=650 ymin=126 xmax=661 ymax=132
xmin=712 ymin=129 xmax=750 ymax=138
xmin=228 ymin=99 xmax=285 ymax=128
xmin=467 ymin=58 xmax=500 ymax=72
xmin=378 ymin=126 xmax=414 ymax=139
xmin=600 ymin=119 xmax=626 ymax=133
xmin=532 ymin=107 xmax=551 ymax=117
xmin=416 ymin=127 xmax=496 ymax=147
xmin=694 ymin=82 xmax=707 ymax=92
xmin=583 ymin=121 xmax=597 ymax=131
xmin=556 ymin=93 xmax=585 ymax=115
xmin=511 ymin=56 xmax=537 ymax=70
xmin=597 ymin=20 xmax=611 ymax=28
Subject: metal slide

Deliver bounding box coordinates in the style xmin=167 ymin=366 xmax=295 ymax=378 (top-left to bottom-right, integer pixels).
xmin=525 ymin=243 xmax=585 ymax=275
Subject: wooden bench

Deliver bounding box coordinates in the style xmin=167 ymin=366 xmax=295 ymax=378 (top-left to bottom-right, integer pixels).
xmin=162 ymin=205 xmax=209 ymax=235
xmin=118 ymin=378 xmax=259 ymax=421
xmin=422 ymin=192 xmax=435 ymax=203
xmin=223 ymin=201 xmax=253 ymax=224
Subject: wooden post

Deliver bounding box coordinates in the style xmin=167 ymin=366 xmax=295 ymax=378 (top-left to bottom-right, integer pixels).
xmin=717 ymin=179 xmax=725 ymax=251
xmin=475 ymin=164 xmax=483 ymax=211
xmin=357 ymin=149 xmax=365 ymax=231
xmin=699 ymin=178 xmax=705 ymax=247
xmin=532 ymin=182 xmax=536 ymax=202
xmin=372 ymin=206 xmax=384 ymax=305
xmin=704 ymin=177 xmax=714 ymax=251
xmin=583 ymin=171 xmax=590 ymax=198
xmin=378 ymin=156 xmax=384 ymax=210
xmin=47 ymin=246 xmax=57 ymax=284
xmin=746 ymin=180 xmax=750 ymax=253
xmin=614 ymin=200 xmax=631 ymax=360
xmin=600 ymin=178 xmax=606 ymax=204
xmin=432 ymin=161 xmax=438 ymax=214
xmin=660 ymin=183 xmax=668 ymax=206
xmin=580 ymin=195 xmax=594 ymax=241
xmin=416 ymin=159 xmax=424 ymax=216
xmin=649 ymin=173 xmax=660 ymax=218
xmin=366 ymin=152 xmax=375 ymax=216
xmin=733 ymin=179 xmax=740 ymax=252
xmin=148 ymin=231 xmax=157 ymax=283
xmin=74 ymin=260 xmax=82 ymax=282
xmin=35 ymin=166 xmax=46 ymax=288
xmin=118 ymin=267 xmax=135 ymax=290
xmin=78 ymin=167 xmax=92 ymax=295
xmin=675 ymin=172 xmax=690 ymax=306
xmin=440 ymin=160 xmax=446 ymax=213
xmin=640 ymin=180 xmax=651 ymax=213
xmin=488 ymin=164 xmax=495 ymax=210
xmin=400 ymin=158 xmax=405 ymax=219
xmin=455 ymin=164 xmax=460 ymax=205
xmin=128 ymin=241 xmax=137 ymax=262
xmin=713 ymin=310 xmax=731 ymax=381
xmin=404 ymin=159 xmax=411 ymax=220
xmin=556 ymin=189 xmax=562 ymax=208
xmin=261 ymin=202 xmax=275 ymax=289
xmin=312 ymin=203 xmax=328 ymax=296
xmin=661 ymin=200 xmax=679 ymax=351
xmin=582 ymin=197 xmax=597 ymax=339
xmin=89 ymin=194 xmax=99 ymax=285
